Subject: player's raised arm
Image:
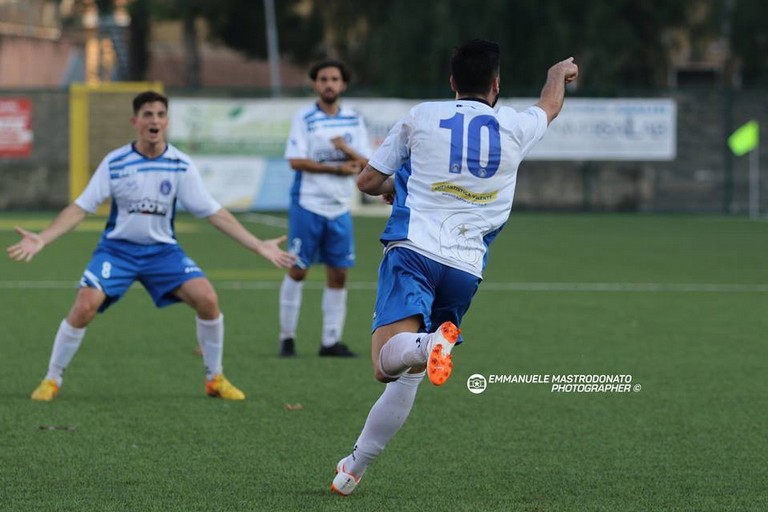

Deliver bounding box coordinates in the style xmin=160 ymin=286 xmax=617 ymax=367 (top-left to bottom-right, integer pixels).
xmin=536 ymin=57 xmax=579 ymax=125
xmin=205 ymin=208 xmax=296 ymax=269
xmin=6 ymin=203 xmax=88 ymax=262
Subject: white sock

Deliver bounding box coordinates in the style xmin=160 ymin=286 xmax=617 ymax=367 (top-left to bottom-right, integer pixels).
xmin=322 ymin=287 xmax=347 ymax=347
xmin=279 ymin=275 xmax=303 ymax=340
xmin=378 ymin=332 xmax=429 ymax=378
xmin=196 ymin=314 xmax=224 ymax=380
xmin=342 ymin=371 xmax=426 ymax=477
xmin=45 ymin=319 xmax=86 ymax=386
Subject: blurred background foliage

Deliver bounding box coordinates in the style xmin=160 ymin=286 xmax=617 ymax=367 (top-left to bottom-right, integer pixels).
xmin=112 ymin=0 xmax=768 ymax=95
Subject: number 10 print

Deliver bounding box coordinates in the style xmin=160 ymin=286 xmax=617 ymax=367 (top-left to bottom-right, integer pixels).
xmin=439 ymin=113 xmax=501 ymax=178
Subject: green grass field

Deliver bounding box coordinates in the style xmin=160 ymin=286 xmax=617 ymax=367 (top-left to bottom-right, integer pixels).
xmin=1 ymin=212 xmax=767 ymax=511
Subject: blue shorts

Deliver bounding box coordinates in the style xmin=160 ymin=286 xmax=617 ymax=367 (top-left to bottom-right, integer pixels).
xmin=80 ymin=238 xmax=206 ymax=312
xmin=288 ymin=203 xmax=355 ymax=269
xmin=372 ymin=247 xmax=480 ymax=342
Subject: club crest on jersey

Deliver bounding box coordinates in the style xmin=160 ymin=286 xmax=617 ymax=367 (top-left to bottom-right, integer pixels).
xmin=159 ymin=180 xmax=172 ymax=195
xmin=127 ymin=197 xmax=170 ymax=216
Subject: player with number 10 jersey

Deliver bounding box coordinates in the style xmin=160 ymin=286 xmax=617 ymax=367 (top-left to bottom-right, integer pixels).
xmin=371 ymin=98 xmax=547 ymax=279
xmin=329 ymin=40 xmax=578 ymax=496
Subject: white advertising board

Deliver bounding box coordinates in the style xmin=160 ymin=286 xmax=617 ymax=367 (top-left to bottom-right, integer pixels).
xmin=169 ymin=97 xmax=676 ymax=211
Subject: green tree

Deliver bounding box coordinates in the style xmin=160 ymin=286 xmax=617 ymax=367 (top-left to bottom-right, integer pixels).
xmin=311 ymin=0 xmax=691 ymax=96
xmin=730 ymin=0 xmax=768 ymax=86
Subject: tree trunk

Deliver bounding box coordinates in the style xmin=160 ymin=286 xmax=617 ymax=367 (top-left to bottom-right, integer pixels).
xmin=183 ymin=14 xmax=200 ymax=88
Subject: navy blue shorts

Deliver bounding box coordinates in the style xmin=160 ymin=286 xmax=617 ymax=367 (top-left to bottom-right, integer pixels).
xmin=80 ymin=238 xmax=206 ymax=312
xmin=288 ymin=202 xmax=355 ymax=269
xmin=372 ymin=247 xmax=480 ymax=342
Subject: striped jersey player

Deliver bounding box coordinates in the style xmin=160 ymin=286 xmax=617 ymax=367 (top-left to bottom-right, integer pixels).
xmin=7 ymin=91 xmax=295 ymax=402
xmin=278 ymin=59 xmax=371 ymax=358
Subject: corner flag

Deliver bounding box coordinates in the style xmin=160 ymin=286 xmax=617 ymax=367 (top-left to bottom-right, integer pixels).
xmin=728 ymin=120 xmax=759 ymax=156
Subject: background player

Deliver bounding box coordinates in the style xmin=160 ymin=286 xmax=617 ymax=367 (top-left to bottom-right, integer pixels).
xmin=279 ymin=59 xmax=371 ymax=357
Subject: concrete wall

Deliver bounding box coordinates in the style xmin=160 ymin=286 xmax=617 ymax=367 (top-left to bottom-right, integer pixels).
xmin=0 ymin=89 xmax=69 ymax=209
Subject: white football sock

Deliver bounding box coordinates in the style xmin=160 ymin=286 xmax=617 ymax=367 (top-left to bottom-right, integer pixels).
xmin=343 ymin=370 xmax=426 ymax=477
xmin=279 ymin=275 xmax=303 ymax=340
xmin=378 ymin=332 xmax=429 ymax=378
xmin=322 ymin=287 xmax=347 ymax=347
xmin=196 ymin=314 xmax=224 ymax=380
xmin=45 ymin=319 xmax=86 ymax=386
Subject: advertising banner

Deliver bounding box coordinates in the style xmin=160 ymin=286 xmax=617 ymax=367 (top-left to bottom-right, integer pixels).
xmin=0 ymin=98 xmax=33 ymax=158
xmin=169 ymin=97 xmax=676 ymax=211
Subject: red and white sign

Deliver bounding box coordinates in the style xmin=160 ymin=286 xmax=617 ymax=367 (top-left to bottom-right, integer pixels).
xmin=0 ymin=98 xmax=33 ymax=158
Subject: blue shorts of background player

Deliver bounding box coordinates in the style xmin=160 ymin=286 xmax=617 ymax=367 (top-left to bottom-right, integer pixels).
xmin=372 ymin=246 xmax=480 ymax=343
xmin=288 ymin=202 xmax=355 ymax=269
xmin=80 ymin=238 xmax=206 ymax=312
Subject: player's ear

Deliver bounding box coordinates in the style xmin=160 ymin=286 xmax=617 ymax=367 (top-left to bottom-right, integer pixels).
xmin=449 ymin=75 xmax=457 ymax=93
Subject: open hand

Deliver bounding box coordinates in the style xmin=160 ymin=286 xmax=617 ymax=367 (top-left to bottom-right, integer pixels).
xmin=256 ymin=235 xmax=297 ymax=269
xmin=6 ymin=227 xmax=45 ymax=262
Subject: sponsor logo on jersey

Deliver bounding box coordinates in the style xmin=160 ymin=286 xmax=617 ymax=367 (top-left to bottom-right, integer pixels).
xmin=127 ymin=197 xmax=170 ymax=216
xmin=315 ymin=148 xmax=347 ymax=163
xmin=431 ymin=181 xmax=498 ymax=204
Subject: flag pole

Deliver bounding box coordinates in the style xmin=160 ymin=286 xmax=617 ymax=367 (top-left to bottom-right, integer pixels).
xmin=749 ymin=141 xmax=760 ymax=218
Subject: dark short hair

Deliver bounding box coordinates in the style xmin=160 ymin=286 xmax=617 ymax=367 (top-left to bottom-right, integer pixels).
xmin=132 ymin=91 xmax=168 ymax=114
xmin=450 ymin=39 xmax=500 ymax=95
xmin=309 ymin=60 xmax=351 ymax=83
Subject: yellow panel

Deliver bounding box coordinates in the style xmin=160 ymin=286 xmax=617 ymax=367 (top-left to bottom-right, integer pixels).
xmin=68 ymin=82 xmax=165 ymax=214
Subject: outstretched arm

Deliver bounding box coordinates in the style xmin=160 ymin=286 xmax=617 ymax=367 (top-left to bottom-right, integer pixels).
xmin=206 ymin=208 xmax=296 ymax=268
xmin=536 ymin=57 xmax=579 ymax=125
xmin=7 ymin=203 xmax=88 ymax=262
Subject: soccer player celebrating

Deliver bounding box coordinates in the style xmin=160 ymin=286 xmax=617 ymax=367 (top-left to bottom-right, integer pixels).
xmin=7 ymin=91 xmax=295 ymax=402
xmin=279 ymin=59 xmax=371 ymax=358
xmin=330 ymin=40 xmax=578 ymax=494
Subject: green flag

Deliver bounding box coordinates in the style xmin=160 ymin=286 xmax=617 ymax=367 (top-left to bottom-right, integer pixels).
xmin=728 ymin=120 xmax=759 ymax=156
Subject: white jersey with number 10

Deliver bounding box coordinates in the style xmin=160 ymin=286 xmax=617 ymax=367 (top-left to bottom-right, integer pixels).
xmin=369 ymin=99 xmax=548 ymax=278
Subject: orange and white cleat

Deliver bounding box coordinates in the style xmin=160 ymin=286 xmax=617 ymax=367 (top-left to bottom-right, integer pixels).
xmin=331 ymin=459 xmax=361 ymax=496
xmin=31 ymin=379 xmax=60 ymax=402
xmin=426 ymin=321 xmax=460 ymax=386
xmin=205 ymin=374 xmax=245 ymax=400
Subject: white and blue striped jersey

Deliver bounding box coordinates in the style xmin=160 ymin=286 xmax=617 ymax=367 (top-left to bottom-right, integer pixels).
xmin=75 ymin=143 xmax=221 ymax=245
xmin=369 ymin=99 xmax=548 ymax=278
xmin=284 ymin=103 xmax=371 ymax=218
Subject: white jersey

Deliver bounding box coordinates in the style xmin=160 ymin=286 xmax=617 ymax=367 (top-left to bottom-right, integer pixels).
xmin=75 ymin=142 xmax=221 ymax=245
xmin=369 ymin=98 xmax=548 ymax=278
xmin=284 ymin=103 xmax=371 ymax=218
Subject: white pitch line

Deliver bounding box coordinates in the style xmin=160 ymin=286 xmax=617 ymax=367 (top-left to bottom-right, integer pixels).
xmin=1 ymin=281 xmax=768 ymax=293
xmin=238 ymin=213 xmax=289 ymax=229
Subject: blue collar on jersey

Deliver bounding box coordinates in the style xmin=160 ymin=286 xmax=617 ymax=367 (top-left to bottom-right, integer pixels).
xmin=314 ymin=102 xmax=342 ymax=117
xmin=456 ymin=96 xmax=492 ymax=107
xmin=132 ymin=142 xmax=169 ymax=160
